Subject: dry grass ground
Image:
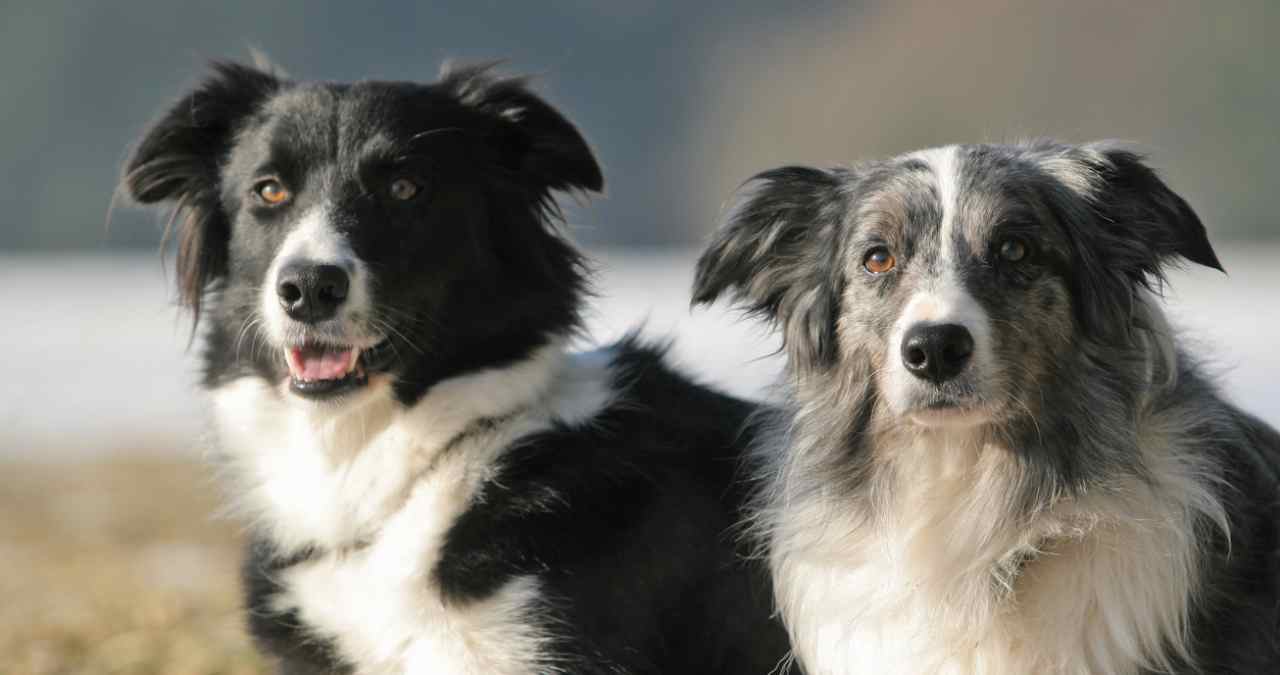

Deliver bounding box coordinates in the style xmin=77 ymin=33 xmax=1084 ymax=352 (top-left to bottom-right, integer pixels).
xmin=0 ymin=455 xmax=267 ymax=675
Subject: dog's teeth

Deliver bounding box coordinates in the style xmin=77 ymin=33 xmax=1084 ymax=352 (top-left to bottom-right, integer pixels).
xmin=347 ymin=348 xmax=361 ymax=375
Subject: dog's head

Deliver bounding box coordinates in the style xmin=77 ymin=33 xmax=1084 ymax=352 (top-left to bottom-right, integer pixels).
xmin=124 ymin=61 xmax=601 ymax=405
xmin=695 ymin=141 xmax=1221 ymax=435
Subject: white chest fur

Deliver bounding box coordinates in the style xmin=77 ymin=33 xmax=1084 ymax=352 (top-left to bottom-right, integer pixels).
xmin=769 ymin=430 xmax=1223 ymax=675
xmin=274 ymin=460 xmax=554 ymax=675
xmin=211 ymin=345 xmax=612 ymax=674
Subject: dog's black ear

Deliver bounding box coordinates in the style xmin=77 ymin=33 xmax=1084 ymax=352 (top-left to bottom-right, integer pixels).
xmin=1086 ymin=144 xmax=1222 ymax=274
xmin=440 ymin=63 xmax=603 ymax=193
xmin=1054 ymin=143 xmax=1222 ymax=337
xmin=693 ymin=166 xmax=846 ymax=368
xmin=123 ymin=61 xmax=282 ymax=321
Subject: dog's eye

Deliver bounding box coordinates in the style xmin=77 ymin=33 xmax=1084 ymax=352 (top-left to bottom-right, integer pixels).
xmin=998 ymin=237 xmax=1029 ymax=263
xmin=255 ymin=179 xmax=291 ymax=206
xmin=863 ymin=246 xmax=897 ymax=275
xmin=388 ymin=178 xmax=419 ymax=201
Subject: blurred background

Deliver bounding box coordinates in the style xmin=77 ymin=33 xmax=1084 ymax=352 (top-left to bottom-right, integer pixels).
xmin=2 ymin=1 xmax=1276 ymax=672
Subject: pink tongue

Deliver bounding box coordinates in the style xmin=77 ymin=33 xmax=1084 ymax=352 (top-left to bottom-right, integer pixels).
xmin=291 ymin=347 xmax=354 ymax=381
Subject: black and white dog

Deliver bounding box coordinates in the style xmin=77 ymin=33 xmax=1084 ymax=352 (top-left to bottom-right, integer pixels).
xmin=123 ymin=61 xmax=789 ymax=674
xmin=694 ymin=141 xmax=1280 ymax=674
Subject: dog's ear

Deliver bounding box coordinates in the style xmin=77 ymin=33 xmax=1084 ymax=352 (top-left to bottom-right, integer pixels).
xmin=440 ymin=63 xmax=603 ymax=194
xmin=1084 ymin=144 xmax=1222 ymax=274
xmin=1054 ymin=143 xmax=1222 ymax=336
xmin=693 ymin=166 xmax=846 ymax=368
xmin=123 ymin=61 xmax=282 ymax=321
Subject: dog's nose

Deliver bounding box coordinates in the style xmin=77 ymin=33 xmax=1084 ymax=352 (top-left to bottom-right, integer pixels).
xmin=276 ymin=261 xmax=349 ymax=323
xmin=902 ymin=323 xmax=974 ymax=384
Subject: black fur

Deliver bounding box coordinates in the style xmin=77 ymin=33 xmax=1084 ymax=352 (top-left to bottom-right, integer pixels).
xmin=1048 ymin=145 xmax=1223 ymax=339
xmin=1170 ymin=372 xmax=1280 ymax=674
xmin=242 ymin=540 xmax=345 ymax=673
xmin=126 ymin=62 xmax=283 ymax=326
xmin=126 ymin=61 xmax=789 ymax=674
xmin=437 ymin=340 xmax=788 ymax=672
xmin=238 ymin=340 xmax=790 ymax=674
xmin=125 ymin=61 xmax=596 ymax=404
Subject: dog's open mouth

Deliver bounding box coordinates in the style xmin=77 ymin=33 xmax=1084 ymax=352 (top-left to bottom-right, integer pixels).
xmin=284 ymin=340 xmax=393 ymax=399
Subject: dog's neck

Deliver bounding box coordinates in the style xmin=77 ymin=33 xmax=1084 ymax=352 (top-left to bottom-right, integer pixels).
xmin=210 ymin=338 xmax=612 ymax=555
xmin=764 ymin=384 xmax=1225 ymax=675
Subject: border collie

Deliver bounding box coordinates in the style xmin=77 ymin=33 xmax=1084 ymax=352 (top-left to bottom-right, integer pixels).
xmin=693 ymin=141 xmax=1280 ymax=674
xmin=122 ymin=61 xmax=788 ymax=674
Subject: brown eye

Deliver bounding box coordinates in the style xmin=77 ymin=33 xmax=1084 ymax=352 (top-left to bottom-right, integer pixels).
xmin=255 ymin=179 xmax=291 ymax=205
xmin=998 ymin=237 xmax=1029 ymax=263
xmin=388 ymin=178 xmax=419 ymax=201
xmin=863 ymin=246 xmax=897 ymax=275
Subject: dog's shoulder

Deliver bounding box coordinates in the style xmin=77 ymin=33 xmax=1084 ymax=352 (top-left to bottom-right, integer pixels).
xmin=436 ymin=338 xmax=759 ymax=600
xmin=433 ymin=338 xmax=787 ymax=672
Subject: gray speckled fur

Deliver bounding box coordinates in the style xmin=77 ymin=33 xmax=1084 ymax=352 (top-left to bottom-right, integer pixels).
xmin=695 ymin=140 xmax=1280 ymax=673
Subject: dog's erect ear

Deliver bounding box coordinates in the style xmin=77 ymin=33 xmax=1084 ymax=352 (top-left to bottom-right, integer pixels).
xmin=1085 ymin=144 xmax=1222 ymax=274
xmin=123 ymin=61 xmax=282 ymax=321
xmin=1052 ymin=143 xmax=1223 ymax=337
xmin=440 ymin=63 xmax=603 ymax=194
xmin=126 ymin=61 xmax=280 ymax=203
xmin=693 ymin=166 xmax=846 ymax=368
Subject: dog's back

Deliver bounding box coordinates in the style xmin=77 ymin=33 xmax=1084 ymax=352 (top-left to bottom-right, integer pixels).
xmin=430 ymin=341 xmax=786 ymax=673
xmin=1189 ymin=390 xmax=1280 ymax=670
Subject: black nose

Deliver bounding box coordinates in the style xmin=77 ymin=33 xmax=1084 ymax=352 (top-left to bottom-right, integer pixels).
xmin=276 ymin=261 xmax=350 ymax=324
xmin=901 ymin=322 xmax=974 ymax=384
